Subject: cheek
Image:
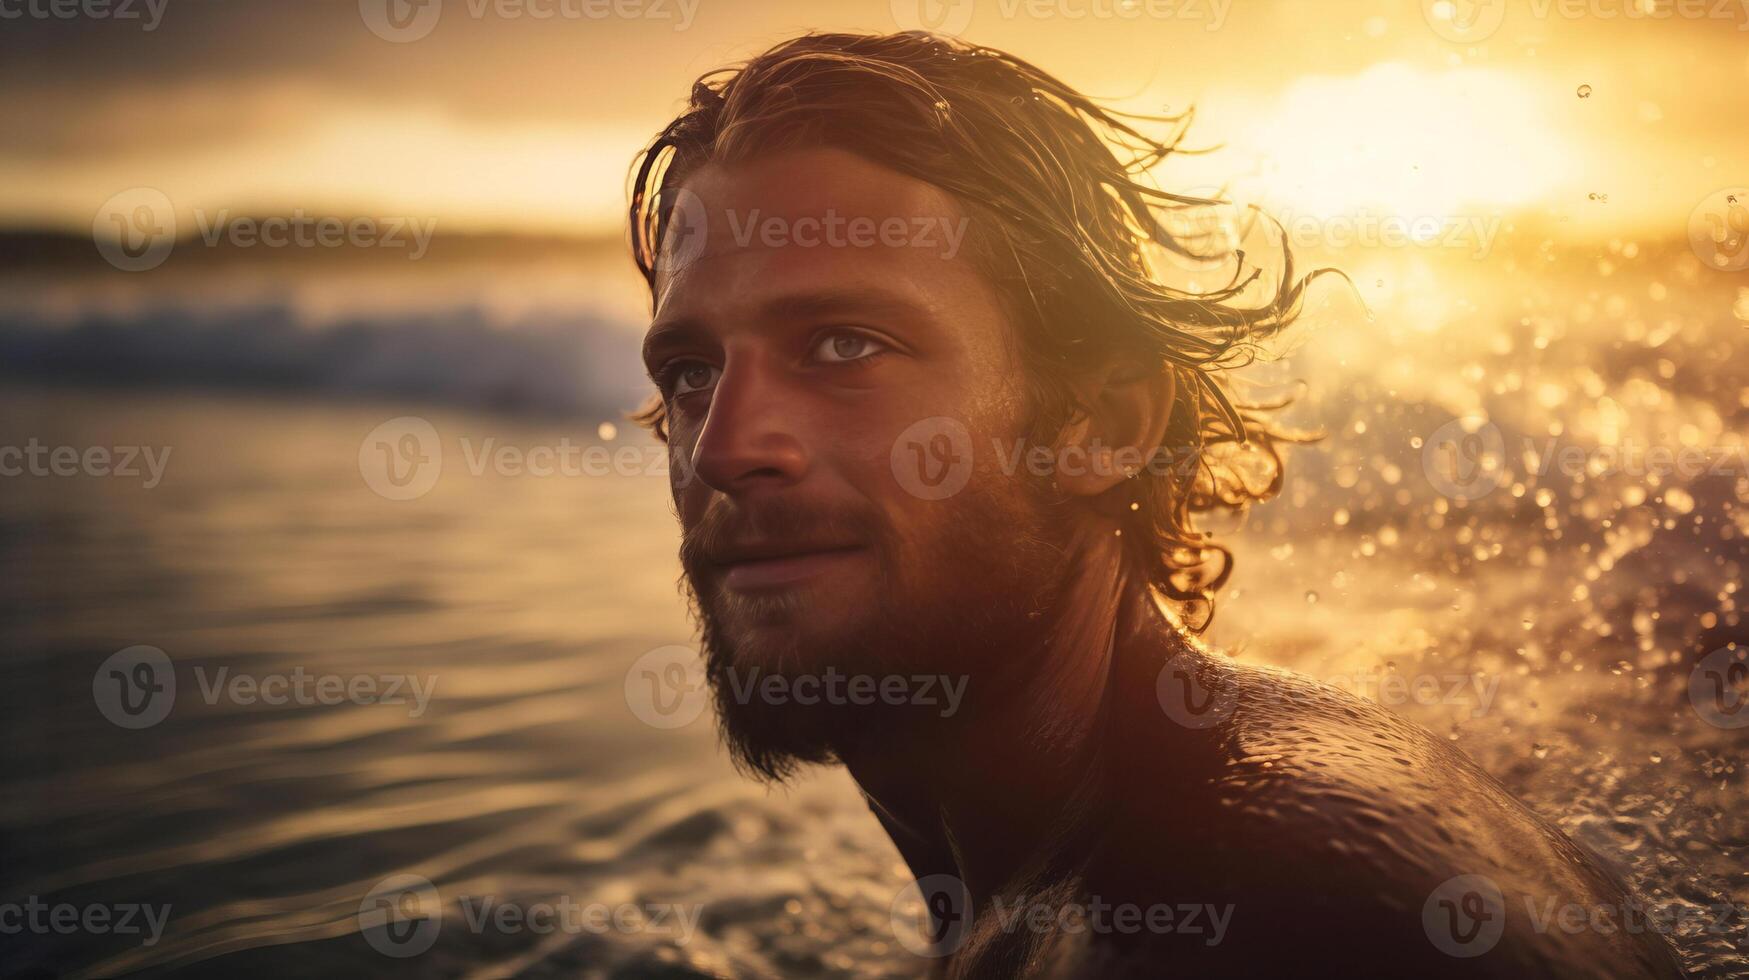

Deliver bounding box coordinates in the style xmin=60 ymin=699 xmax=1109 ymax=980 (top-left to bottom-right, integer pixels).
xmin=872 ymin=413 xmax=1037 ymax=542
xmin=666 ymin=427 xmax=704 ymax=516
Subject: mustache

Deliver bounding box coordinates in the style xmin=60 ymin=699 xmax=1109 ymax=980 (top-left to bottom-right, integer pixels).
xmin=679 ymin=496 xmax=882 ymax=574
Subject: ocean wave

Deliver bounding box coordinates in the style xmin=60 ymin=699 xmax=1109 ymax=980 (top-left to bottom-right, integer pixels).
xmin=0 ymin=298 xmax=651 ymax=418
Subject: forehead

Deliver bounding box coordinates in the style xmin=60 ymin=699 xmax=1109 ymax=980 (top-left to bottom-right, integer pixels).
xmin=649 ymin=148 xmax=1008 ymax=341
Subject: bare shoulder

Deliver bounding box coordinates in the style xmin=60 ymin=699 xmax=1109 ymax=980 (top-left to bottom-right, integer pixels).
xmin=1140 ymin=651 xmax=1577 ymax=868
xmin=1197 ymin=655 xmax=1540 ymax=874
xmin=1078 ymin=649 xmax=1686 ymax=978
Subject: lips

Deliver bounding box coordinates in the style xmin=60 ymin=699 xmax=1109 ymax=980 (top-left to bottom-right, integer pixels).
xmin=710 ymin=540 xmax=867 ymax=591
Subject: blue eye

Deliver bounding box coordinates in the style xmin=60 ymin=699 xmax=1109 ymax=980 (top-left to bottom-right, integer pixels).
xmin=813 ymin=332 xmax=886 ymax=364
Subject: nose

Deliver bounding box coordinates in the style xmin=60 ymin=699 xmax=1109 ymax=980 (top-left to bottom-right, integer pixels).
xmin=687 ymin=357 xmax=809 ymax=494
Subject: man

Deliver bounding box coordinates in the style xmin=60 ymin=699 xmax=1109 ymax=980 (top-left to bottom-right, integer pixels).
xmin=630 ymin=31 xmax=1684 ymax=979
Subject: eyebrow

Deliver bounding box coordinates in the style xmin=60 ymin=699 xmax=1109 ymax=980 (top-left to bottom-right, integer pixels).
xmin=641 ymin=316 xmax=708 ymax=371
xmin=643 ymin=286 xmax=934 ymax=367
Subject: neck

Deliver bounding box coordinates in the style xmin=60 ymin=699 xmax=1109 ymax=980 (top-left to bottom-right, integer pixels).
xmin=839 ymin=522 xmax=1186 ymax=902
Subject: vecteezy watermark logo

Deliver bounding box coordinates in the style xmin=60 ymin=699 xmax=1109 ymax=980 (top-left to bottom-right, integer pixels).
xmin=660 ymin=199 xmax=974 ymax=274
xmin=1421 ymin=418 xmax=1748 ymax=501
xmin=1422 ymin=417 xmax=1509 ymax=501
xmin=192 ymin=666 xmax=438 ymax=717
xmin=1689 ymin=647 xmax=1749 ymax=729
xmin=718 ymin=667 xmax=968 ymax=717
xmin=1273 ymin=208 xmax=1503 ymax=259
xmin=1322 ymin=668 xmax=1501 ymax=719
xmin=892 ymin=0 xmax=1234 ymax=33
xmin=985 ymin=895 xmax=1234 ymax=943
xmin=94 ymin=651 xmax=439 ymax=728
xmin=358 ymin=423 xmax=687 ymax=501
xmin=721 ymin=209 xmax=971 ymax=260
xmin=95 ymin=191 xmax=438 ymax=271
xmin=359 ymin=417 xmax=443 ymax=501
xmin=359 ymin=0 xmax=444 ymax=41
xmin=0 ymin=0 xmax=169 ymax=30
xmin=0 ymin=897 xmax=173 ymax=948
xmin=1422 ymin=0 xmax=1506 ymax=41
xmin=0 ymin=440 xmax=173 ymax=487
xmin=93 ymin=645 xmax=176 ymax=729
xmin=1427 ymin=0 xmax=1749 ymax=39
xmin=1688 ymin=188 xmax=1749 ymax=273
xmin=1423 ymin=873 xmax=1507 ymax=957
xmin=456 ymin=896 xmax=701 ymax=942
xmin=890 ymin=0 xmax=976 ymax=35
xmin=891 ymin=416 xmax=974 ymax=501
xmin=624 ymin=645 xmax=708 ymax=729
xmin=191 ymin=210 xmax=437 ymax=260
xmin=361 ymin=0 xmax=698 ymax=40
xmin=1154 ymin=651 xmax=1238 ymax=729
xmin=1521 ymin=896 xmax=1747 ymax=940
xmin=359 ymin=874 xmax=442 ymax=958
xmin=1428 ymin=880 xmax=1745 ymax=948
xmin=358 ymin=876 xmax=702 ymax=955
xmin=94 ymin=187 xmax=176 ymax=272
xmin=890 ymin=874 xmax=974 ymax=957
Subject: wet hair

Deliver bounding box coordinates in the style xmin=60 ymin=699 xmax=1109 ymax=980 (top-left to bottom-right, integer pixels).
xmin=629 ymin=31 xmax=1330 ymax=630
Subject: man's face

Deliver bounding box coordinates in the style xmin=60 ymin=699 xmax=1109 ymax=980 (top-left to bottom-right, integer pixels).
xmin=643 ymin=148 xmax=1067 ymax=768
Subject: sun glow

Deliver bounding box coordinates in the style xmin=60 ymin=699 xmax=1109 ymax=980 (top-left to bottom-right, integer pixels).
xmin=1199 ymin=62 xmax=1577 ymax=226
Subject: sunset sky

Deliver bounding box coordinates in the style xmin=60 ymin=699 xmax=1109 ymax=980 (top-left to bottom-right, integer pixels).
xmin=2 ymin=0 xmax=1745 ymax=243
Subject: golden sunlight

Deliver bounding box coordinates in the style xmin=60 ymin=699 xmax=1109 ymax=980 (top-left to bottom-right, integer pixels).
xmin=1211 ymin=62 xmax=1575 ymax=226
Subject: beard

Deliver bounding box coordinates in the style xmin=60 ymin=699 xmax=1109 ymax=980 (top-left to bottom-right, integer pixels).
xmin=679 ymin=470 xmax=1070 ymax=782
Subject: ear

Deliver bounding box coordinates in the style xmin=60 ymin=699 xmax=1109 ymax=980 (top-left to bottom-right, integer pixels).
xmin=1053 ymin=360 xmax=1176 ymax=498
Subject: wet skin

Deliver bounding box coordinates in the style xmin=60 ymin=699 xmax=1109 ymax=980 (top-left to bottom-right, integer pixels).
xmin=918 ymin=592 xmax=1690 ymax=979
xmin=644 ymin=149 xmax=1685 ymax=979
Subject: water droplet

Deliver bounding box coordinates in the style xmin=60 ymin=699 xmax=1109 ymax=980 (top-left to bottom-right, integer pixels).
xmin=1577 ymin=84 xmax=1592 ymax=98
xmin=1305 ymin=591 xmax=1319 ymax=604
xmin=1532 ymin=743 xmax=1551 ymax=759
xmin=1648 ymin=751 xmax=1663 ymax=764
